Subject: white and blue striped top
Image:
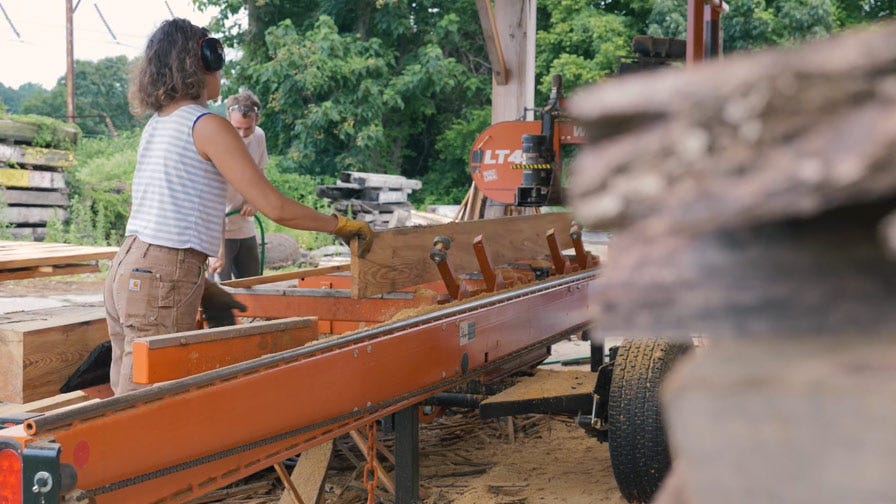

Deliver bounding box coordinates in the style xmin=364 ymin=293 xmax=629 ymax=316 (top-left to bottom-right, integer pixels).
xmin=125 ymin=104 xmax=228 ymax=257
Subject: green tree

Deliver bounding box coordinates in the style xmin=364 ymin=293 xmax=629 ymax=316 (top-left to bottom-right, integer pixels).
xmin=208 ymin=1 xmax=490 ymax=191
xmin=67 ymin=56 xmax=142 ymax=137
xmin=537 ymin=0 xmax=636 ymax=100
xmin=0 ymin=82 xmax=48 ymax=114
xmin=17 ymin=56 xmax=139 ymax=137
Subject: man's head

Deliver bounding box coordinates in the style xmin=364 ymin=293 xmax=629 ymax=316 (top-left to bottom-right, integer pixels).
xmin=225 ymin=90 xmax=262 ymax=138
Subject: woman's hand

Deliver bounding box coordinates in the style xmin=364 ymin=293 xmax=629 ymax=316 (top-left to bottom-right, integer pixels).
xmin=208 ymin=256 xmax=224 ymax=274
xmin=240 ymin=204 xmax=257 ymax=217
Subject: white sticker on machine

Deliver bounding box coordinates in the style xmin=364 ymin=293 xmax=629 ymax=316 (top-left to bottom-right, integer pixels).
xmin=459 ymin=321 xmax=475 ymax=345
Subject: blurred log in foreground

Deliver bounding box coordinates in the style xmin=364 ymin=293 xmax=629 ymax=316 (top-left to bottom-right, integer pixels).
xmin=567 ymin=21 xmax=896 ymax=504
xmin=568 ymin=21 xmax=896 ymax=340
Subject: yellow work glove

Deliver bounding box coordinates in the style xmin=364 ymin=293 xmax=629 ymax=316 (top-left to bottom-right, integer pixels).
xmin=200 ymin=279 xmax=247 ymax=328
xmin=333 ymin=214 xmax=374 ymax=257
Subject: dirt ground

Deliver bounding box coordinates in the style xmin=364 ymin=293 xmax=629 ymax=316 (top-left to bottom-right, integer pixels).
xmin=0 ymin=274 xmax=627 ymax=504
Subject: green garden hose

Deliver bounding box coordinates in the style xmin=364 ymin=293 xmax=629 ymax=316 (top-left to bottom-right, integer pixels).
xmin=224 ymin=209 xmax=265 ymax=276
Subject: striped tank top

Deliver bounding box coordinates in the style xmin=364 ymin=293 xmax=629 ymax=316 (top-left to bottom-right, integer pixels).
xmin=125 ymin=104 xmax=227 ymax=257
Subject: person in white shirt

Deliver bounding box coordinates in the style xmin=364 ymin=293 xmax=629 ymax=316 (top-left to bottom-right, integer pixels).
xmin=209 ymin=90 xmax=269 ymax=280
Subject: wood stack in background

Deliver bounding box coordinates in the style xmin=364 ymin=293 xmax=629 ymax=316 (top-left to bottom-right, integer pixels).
xmin=0 ymin=118 xmax=80 ymax=241
xmin=317 ymin=171 xmax=422 ymax=230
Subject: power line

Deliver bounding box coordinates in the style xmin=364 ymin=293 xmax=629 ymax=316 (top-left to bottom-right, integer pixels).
xmin=93 ymin=3 xmax=118 ymax=43
xmin=0 ymin=1 xmax=22 ymax=40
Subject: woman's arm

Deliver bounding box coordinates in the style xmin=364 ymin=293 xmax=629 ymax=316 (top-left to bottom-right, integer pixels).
xmin=192 ymin=113 xmax=337 ymax=233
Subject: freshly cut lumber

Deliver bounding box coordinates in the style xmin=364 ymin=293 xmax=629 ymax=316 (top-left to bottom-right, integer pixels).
xmin=0 ymin=144 xmax=75 ymax=169
xmin=132 ymin=317 xmax=319 ymax=383
xmin=0 ymin=167 xmax=66 ymax=189
xmin=0 ymin=305 xmax=107 ymax=403
xmin=0 ymin=263 xmax=99 ymax=282
xmin=221 ymin=264 xmax=350 ymax=289
xmin=0 ymin=240 xmax=118 ymax=270
xmin=351 ymin=212 xmax=575 ymax=298
xmin=0 ymin=390 xmax=92 ymax=416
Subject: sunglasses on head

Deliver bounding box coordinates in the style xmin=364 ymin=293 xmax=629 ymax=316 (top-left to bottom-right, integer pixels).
xmin=228 ymin=105 xmax=259 ymax=115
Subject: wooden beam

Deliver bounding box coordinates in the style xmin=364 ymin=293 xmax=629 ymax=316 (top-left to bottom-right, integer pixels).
xmin=0 ymin=118 xmax=80 ymax=146
xmin=2 ymin=206 xmax=68 ymax=225
xmin=351 ymin=212 xmax=575 ymax=298
xmin=475 ymin=0 xmax=508 ymax=85
xmin=0 ymin=240 xmax=118 ymax=270
xmin=274 ymin=462 xmax=307 ymax=504
xmin=0 ymin=144 xmax=75 ymax=169
xmin=0 ymin=167 xmax=66 ymax=189
xmin=0 ymin=188 xmax=70 ymax=206
xmin=221 ymin=264 xmax=350 ymax=289
xmin=132 ymin=317 xmax=319 ymax=383
xmin=277 ymin=440 xmax=333 ymax=504
xmin=0 ymin=305 xmax=108 ymax=403
xmin=0 ymin=390 xmax=92 ymax=416
xmin=0 ymin=263 xmax=99 ymax=282
xmin=491 ymin=0 xmax=535 ymax=123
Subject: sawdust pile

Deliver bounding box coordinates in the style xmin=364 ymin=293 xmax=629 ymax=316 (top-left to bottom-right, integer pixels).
xmin=202 ymin=407 xmax=625 ymax=504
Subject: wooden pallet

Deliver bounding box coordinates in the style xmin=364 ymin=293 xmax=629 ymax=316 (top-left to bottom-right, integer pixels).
xmin=0 ymin=240 xmax=118 ymax=281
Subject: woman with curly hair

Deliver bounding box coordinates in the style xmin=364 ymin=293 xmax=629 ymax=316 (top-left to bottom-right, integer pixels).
xmin=105 ymin=18 xmax=373 ymax=395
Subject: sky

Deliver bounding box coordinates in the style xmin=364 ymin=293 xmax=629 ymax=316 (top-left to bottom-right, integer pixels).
xmin=0 ymin=0 xmax=219 ymax=89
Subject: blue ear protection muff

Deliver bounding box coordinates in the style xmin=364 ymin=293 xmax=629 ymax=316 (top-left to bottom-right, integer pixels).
xmin=199 ymin=37 xmax=225 ymax=72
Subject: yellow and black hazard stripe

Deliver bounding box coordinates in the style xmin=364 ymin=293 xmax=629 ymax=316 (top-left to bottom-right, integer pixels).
xmin=511 ymin=163 xmax=553 ymax=170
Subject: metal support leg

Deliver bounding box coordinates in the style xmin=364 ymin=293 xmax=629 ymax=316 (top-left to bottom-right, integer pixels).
xmin=394 ymin=404 xmax=420 ymax=504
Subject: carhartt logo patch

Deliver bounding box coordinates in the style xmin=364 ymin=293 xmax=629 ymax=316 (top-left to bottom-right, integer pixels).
xmin=129 ymin=278 xmax=141 ymax=291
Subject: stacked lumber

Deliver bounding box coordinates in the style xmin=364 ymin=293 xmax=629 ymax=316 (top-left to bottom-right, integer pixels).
xmin=0 ymin=117 xmax=80 ymax=241
xmin=317 ymin=171 xmax=422 ymax=230
xmin=0 ymin=240 xmax=118 ymax=281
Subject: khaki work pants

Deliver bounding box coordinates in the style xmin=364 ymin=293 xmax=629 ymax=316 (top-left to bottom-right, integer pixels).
xmin=104 ymin=235 xmax=206 ymax=395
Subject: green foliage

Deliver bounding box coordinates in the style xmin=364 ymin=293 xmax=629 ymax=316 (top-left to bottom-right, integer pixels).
xmin=646 ymin=0 xmax=688 ymax=38
xmin=536 ymin=1 xmax=636 ymax=99
xmin=208 ymin=1 xmax=490 ymax=204
xmin=412 ymin=107 xmax=491 ymax=206
xmin=12 ymin=56 xmax=140 ymax=139
xmin=0 ymin=82 xmax=48 ymax=114
xmin=256 ymin=155 xmax=340 ymax=250
xmin=64 ymin=130 xmax=141 ymax=245
xmin=66 ymin=56 xmax=144 ymax=137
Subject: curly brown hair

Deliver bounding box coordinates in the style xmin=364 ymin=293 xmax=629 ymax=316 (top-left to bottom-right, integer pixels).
xmin=129 ymin=18 xmax=211 ymax=114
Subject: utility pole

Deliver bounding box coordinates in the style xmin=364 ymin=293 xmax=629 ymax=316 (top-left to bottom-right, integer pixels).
xmin=65 ymin=0 xmax=75 ymax=123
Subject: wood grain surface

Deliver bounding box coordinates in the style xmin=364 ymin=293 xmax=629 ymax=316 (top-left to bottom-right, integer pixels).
xmin=351 ymin=212 xmax=575 ymax=298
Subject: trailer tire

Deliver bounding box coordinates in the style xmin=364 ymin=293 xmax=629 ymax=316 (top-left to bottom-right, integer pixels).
xmin=607 ymin=338 xmax=690 ymax=503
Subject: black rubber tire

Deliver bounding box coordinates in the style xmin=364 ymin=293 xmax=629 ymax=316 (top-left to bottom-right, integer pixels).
xmin=607 ymin=338 xmax=690 ymax=503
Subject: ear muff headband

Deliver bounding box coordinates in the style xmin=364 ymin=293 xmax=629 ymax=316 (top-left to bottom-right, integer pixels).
xmin=199 ymin=37 xmax=225 ymax=72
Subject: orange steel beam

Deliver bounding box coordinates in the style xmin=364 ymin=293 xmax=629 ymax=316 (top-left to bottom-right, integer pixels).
xmin=230 ymin=285 xmax=445 ymax=330
xmin=132 ymin=317 xmax=319 ymax=383
xmin=0 ymin=270 xmax=595 ymax=503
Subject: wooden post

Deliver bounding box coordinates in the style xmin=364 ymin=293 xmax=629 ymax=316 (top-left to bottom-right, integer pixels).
xmin=463 ymin=0 xmax=537 ymax=220
xmin=65 ymin=0 xmax=75 ymax=123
